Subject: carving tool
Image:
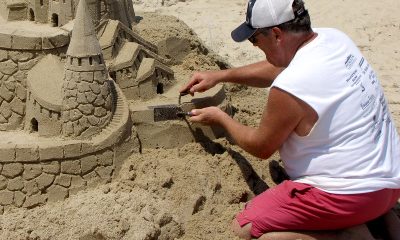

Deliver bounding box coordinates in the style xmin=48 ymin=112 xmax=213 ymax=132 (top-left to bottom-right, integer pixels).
xmin=153 ymin=90 xmax=192 ymax=121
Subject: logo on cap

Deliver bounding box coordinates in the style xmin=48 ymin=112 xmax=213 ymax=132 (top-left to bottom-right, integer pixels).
xmin=246 ymin=0 xmax=257 ymax=25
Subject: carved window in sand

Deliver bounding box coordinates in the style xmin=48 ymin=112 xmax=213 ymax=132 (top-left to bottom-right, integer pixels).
xmin=31 ymin=118 xmax=39 ymax=132
xmin=51 ymin=13 xmax=59 ymax=27
xmin=157 ymin=83 xmax=164 ymax=94
xmin=29 ymin=9 xmax=35 ymax=21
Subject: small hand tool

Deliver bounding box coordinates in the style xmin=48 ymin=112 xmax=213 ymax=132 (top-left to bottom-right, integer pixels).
xmin=153 ymin=90 xmax=193 ymax=121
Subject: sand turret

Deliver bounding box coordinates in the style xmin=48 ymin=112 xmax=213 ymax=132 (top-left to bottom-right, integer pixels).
xmin=62 ymin=0 xmax=114 ymax=139
xmin=85 ymin=0 xmax=101 ymax=27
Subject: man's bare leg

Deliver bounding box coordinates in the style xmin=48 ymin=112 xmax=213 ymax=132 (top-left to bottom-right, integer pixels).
xmin=232 ymin=219 xmax=252 ymax=240
xmin=232 ymin=219 xmax=374 ymax=240
xmin=259 ymin=224 xmax=374 ymax=240
xmin=382 ymin=209 xmax=400 ymax=240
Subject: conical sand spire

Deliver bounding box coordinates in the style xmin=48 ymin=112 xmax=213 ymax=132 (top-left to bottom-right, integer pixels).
xmin=62 ymin=0 xmax=114 ymax=139
xmin=67 ymin=0 xmax=102 ymax=57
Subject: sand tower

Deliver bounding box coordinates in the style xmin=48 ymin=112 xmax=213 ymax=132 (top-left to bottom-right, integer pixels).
xmin=85 ymin=0 xmax=101 ymax=26
xmin=62 ymin=0 xmax=114 ymax=139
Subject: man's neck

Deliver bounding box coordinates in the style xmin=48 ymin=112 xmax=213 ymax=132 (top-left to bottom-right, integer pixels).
xmin=284 ymin=31 xmax=317 ymax=66
xmin=296 ymin=31 xmax=317 ymax=51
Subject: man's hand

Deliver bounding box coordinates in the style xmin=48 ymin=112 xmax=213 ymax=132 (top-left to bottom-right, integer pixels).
xmin=179 ymin=71 xmax=223 ymax=95
xmin=188 ymin=107 xmax=227 ymax=125
xmin=179 ymin=61 xmax=282 ymax=96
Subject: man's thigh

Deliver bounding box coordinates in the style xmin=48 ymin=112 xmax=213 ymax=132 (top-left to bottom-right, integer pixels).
xmin=235 ymin=180 xmax=400 ymax=238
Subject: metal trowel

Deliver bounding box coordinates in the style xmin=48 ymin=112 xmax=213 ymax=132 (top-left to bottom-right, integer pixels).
xmin=153 ymin=91 xmax=193 ymax=122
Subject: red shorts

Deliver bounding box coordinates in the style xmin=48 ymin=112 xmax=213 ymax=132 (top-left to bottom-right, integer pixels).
xmin=236 ymin=180 xmax=400 ymax=238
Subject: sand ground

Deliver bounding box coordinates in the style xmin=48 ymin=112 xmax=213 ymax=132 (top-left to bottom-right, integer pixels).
xmin=0 ymin=0 xmax=399 ymax=239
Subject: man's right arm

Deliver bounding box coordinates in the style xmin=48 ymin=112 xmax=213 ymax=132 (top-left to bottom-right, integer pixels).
xmin=180 ymin=60 xmax=284 ymax=94
xmin=224 ymin=60 xmax=284 ymax=87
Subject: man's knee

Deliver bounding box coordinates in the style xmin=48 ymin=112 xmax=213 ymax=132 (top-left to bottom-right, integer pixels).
xmin=231 ymin=219 xmax=252 ymax=240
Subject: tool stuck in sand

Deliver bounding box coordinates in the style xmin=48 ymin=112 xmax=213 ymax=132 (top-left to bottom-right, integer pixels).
xmin=153 ymin=91 xmax=193 ymax=121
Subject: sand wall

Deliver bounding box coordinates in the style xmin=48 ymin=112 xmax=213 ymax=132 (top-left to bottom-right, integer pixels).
xmin=0 ymin=127 xmax=138 ymax=213
xmin=0 ymin=49 xmax=41 ymax=130
xmin=0 ymin=29 xmax=69 ymax=130
xmin=0 ymin=147 xmax=114 ymax=210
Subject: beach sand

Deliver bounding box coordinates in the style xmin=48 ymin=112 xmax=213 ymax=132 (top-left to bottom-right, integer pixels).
xmin=0 ymin=0 xmax=399 ymax=239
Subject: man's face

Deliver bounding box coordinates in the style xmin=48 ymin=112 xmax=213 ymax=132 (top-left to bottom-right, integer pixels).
xmin=250 ymin=28 xmax=286 ymax=67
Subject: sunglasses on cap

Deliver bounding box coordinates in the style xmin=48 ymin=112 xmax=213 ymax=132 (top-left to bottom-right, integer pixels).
xmin=248 ymin=29 xmax=261 ymax=44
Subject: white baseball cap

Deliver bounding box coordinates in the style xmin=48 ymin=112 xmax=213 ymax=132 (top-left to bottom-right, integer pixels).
xmin=231 ymin=0 xmax=297 ymax=42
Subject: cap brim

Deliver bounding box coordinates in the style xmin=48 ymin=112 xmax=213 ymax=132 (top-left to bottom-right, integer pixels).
xmin=231 ymin=22 xmax=257 ymax=42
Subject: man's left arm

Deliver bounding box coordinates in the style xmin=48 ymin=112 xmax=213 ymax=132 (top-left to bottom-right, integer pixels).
xmin=189 ymin=87 xmax=304 ymax=159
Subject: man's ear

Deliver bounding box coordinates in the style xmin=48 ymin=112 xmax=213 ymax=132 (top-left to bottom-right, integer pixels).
xmin=271 ymin=27 xmax=283 ymax=42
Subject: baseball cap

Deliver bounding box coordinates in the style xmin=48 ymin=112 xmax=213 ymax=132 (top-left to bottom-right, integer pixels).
xmin=231 ymin=0 xmax=296 ymax=42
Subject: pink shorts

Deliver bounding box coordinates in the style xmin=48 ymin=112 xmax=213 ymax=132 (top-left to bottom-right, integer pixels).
xmin=236 ymin=180 xmax=400 ymax=238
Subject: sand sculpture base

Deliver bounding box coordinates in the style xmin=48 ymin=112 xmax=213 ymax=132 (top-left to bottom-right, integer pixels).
xmin=0 ymin=3 xmax=230 ymax=210
xmin=131 ymin=85 xmax=230 ymax=149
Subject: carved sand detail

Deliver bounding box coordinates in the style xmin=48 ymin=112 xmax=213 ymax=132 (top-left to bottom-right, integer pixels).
xmin=61 ymin=0 xmax=113 ymax=139
xmin=0 ymin=0 xmax=229 ymax=211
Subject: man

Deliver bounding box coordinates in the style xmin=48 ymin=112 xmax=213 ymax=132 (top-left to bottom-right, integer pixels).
xmin=180 ymin=0 xmax=400 ymax=239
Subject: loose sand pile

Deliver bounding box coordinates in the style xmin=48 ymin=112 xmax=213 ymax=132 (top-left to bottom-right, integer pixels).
xmin=0 ymin=0 xmax=399 ymax=239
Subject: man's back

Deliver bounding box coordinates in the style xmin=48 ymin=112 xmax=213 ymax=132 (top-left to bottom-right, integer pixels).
xmin=272 ymin=28 xmax=400 ymax=194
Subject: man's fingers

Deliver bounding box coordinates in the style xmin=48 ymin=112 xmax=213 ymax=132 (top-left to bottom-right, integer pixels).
xmin=190 ymin=109 xmax=200 ymax=116
xmin=190 ymin=83 xmax=208 ymax=94
xmin=180 ymin=80 xmax=199 ymax=95
xmin=180 ymin=89 xmax=190 ymax=96
xmin=179 ymin=76 xmax=198 ymax=92
xmin=188 ymin=109 xmax=201 ymax=122
xmin=179 ymin=84 xmax=192 ymax=93
xmin=190 ymin=85 xmax=200 ymax=95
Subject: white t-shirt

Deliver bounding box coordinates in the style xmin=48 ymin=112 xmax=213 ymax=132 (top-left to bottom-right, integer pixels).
xmin=271 ymin=28 xmax=400 ymax=194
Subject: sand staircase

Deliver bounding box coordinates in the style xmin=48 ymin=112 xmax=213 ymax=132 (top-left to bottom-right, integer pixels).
xmin=91 ymin=80 xmax=130 ymax=148
xmin=97 ymin=19 xmax=158 ymax=60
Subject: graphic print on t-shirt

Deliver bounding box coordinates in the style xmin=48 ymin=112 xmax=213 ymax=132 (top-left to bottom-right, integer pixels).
xmin=344 ymin=54 xmax=389 ymax=143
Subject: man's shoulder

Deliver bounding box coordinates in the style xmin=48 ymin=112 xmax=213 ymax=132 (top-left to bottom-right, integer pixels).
xmin=313 ymin=28 xmax=351 ymax=41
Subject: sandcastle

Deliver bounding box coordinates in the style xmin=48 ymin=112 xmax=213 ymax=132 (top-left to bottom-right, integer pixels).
xmin=0 ymin=0 xmax=229 ymax=210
